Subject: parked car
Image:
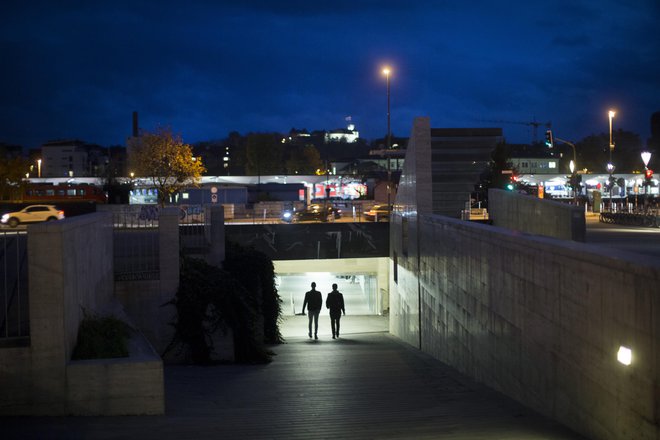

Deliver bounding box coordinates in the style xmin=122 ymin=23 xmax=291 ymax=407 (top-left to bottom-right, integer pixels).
xmin=364 ymin=204 xmax=390 ymax=222
xmin=1 ymin=205 xmax=65 ymax=228
xmin=285 ymin=204 xmax=342 ymax=223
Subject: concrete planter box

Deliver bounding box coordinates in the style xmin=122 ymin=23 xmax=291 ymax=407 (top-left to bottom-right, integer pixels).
xmin=66 ymin=330 xmax=164 ymax=416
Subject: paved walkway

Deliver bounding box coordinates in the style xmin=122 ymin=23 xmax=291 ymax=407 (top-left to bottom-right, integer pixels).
xmin=3 ymin=316 xmax=585 ymax=439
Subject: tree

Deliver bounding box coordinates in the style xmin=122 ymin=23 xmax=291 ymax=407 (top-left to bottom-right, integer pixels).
xmin=0 ymin=155 xmax=31 ymax=201
xmin=575 ymin=130 xmax=643 ymax=173
xmin=285 ymin=145 xmax=323 ymax=174
xmin=245 ymin=133 xmax=284 ymax=175
xmin=479 ymin=142 xmax=515 ymax=191
xmin=131 ymin=128 xmax=205 ymax=206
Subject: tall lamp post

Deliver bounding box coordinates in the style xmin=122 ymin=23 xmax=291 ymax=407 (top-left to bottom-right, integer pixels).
xmin=554 ymin=136 xmax=578 ymax=204
xmin=641 ymin=151 xmax=652 ymax=201
xmin=382 ymin=66 xmax=392 ymax=212
xmin=608 ymin=110 xmax=616 ymax=211
xmin=641 ymin=151 xmax=652 ymax=170
xmin=608 ymin=110 xmax=616 ymax=159
xmin=382 ymin=67 xmax=391 ymax=149
xmin=606 ymin=162 xmax=615 ymax=211
xmin=569 ymin=160 xmax=576 ymax=204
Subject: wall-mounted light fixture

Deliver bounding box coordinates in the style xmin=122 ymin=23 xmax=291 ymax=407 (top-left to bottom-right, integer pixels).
xmin=617 ymin=346 xmax=632 ymax=366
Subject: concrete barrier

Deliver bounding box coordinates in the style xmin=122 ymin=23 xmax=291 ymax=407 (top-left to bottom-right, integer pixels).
xmin=488 ymin=188 xmax=586 ymax=242
xmin=0 ymin=212 xmax=164 ymax=415
xmin=389 ymin=212 xmax=660 ymax=440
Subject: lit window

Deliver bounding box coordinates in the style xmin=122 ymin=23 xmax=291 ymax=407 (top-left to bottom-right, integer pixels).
xmin=549 ymin=162 xmax=556 ymax=169
xmin=182 ymin=193 xmax=189 ymax=200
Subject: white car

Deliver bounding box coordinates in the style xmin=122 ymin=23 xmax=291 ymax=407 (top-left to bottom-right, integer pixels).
xmin=1 ymin=205 xmax=65 ymax=228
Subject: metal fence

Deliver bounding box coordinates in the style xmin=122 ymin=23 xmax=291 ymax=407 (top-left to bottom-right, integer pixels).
xmin=0 ymin=231 xmax=29 ymax=343
xmin=111 ymin=208 xmax=160 ymax=281
xmin=179 ymin=205 xmax=209 ymax=254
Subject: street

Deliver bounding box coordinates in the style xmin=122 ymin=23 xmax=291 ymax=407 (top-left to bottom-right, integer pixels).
xmin=585 ymin=213 xmax=660 ymax=260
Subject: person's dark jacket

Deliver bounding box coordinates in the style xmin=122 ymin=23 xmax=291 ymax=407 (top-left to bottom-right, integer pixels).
xmin=326 ymin=290 xmax=345 ymax=316
xmin=302 ymin=290 xmax=322 ymax=313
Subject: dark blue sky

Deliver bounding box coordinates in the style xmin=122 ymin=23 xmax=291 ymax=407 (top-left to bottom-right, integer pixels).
xmin=2 ymin=1 xmax=659 ymax=149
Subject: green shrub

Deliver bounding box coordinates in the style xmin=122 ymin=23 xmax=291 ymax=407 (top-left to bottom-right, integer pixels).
xmin=71 ymin=312 xmax=131 ymax=360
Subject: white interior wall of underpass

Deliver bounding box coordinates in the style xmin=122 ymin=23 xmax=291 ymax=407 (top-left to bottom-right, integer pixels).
xmin=273 ymin=258 xmax=389 ymax=316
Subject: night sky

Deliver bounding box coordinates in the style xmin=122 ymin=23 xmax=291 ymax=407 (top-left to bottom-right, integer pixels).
xmin=2 ymin=1 xmax=659 ymax=149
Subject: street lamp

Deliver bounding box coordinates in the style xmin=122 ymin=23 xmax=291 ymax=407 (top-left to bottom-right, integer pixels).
xmin=382 ymin=67 xmax=391 ymax=149
xmin=641 ymin=151 xmax=652 ymax=168
xmin=641 ymin=151 xmax=652 ymax=199
xmin=607 ymin=162 xmax=615 ymax=211
xmin=608 ymin=110 xmax=616 ymax=167
xmin=382 ymin=66 xmax=392 ymax=213
xmin=554 ymin=135 xmax=579 ymax=204
xmin=569 ymin=160 xmax=577 ymax=204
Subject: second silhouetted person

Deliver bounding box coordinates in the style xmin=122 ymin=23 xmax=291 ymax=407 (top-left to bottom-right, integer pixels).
xmin=326 ymin=283 xmax=345 ymax=339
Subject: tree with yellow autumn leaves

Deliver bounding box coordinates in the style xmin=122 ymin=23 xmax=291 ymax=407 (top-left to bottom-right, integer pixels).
xmin=130 ymin=127 xmax=205 ymax=206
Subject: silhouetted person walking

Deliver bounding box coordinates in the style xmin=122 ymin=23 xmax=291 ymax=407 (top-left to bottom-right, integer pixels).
xmin=302 ymin=282 xmax=322 ymax=339
xmin=326 ymin=283 xmax=345 ymax=339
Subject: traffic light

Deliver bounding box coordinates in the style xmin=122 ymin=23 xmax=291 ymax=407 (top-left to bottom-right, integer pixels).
xmin=506 ymin=173 xmax=518 ymax=190
xmin=544 ymin=130 xmax=554 ymax=148
xmin=645 ymin=168 xmax=654 ymax=180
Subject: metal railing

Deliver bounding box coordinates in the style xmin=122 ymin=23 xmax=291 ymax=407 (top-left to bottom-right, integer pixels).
xmin=179 ymin=205 xmax=209 ymax=253
xmin=112 ymin=207 xmax=160 ymax=281
xmin=0 ymin=231 xmax=29 ymax=343
xmin=599 ymin=211 xmax=660 ymax=228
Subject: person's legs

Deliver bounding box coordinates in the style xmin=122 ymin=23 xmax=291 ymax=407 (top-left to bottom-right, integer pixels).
xmin=313 ymin=311 xmax=320 ymax=338
xmin=307 ymin=311 xmax=313 ymax=338
xmin=336 ymin=315 xmax=341 ymax=337
xmin=330 ymin=317 xmax=337 ymax=338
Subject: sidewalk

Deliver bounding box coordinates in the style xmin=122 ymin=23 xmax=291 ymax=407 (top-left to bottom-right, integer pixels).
xmin=2 ymin=316 xmax=585 ymax=439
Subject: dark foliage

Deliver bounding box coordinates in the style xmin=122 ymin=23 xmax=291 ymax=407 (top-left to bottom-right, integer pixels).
xmin=166 ymin=256 xmax=276 ymax=364
xmin=223 ymin=241 xmax=283 ymax=344
xmin=71 ymin=312 xmax=131 ymax=360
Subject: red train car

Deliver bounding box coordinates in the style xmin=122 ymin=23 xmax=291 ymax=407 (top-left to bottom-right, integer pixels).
xmin=22 ymin=183 xmax=107 ymax=203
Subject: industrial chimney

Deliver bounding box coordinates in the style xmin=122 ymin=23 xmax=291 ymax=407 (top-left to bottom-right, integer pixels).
xmin=132 ymin=111 xmax=139 ymax=137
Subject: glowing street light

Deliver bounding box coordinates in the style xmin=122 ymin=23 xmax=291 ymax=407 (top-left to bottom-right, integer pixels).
xmin=37 ymin=158 xmax=42 ymax=178
xmin=608 ymin=110 xmax=616 ymax=151
xmin=641 ymin=151 xmax=652 ymax=168
xmin=608 ymin=109 xmax=616 ymax=169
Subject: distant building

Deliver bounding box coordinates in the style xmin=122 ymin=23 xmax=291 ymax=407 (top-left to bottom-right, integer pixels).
xmin=325 ymin=123 xmax=360 ymax=143
xmin=400 ymin=121 xmax=502 ymax=218
xmin=508 ymin=144 xmax=559 ymax=175
xmin=40 ymin=139 xmax=110 ymax=178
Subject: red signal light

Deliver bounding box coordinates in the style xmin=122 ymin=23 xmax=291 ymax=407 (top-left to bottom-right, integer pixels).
xmin=645 ymin=169 xmax=653 ymax=179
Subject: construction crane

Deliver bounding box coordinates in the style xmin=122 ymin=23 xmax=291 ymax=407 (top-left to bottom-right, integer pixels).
xmin=478 ymin=119 xmax=552 ymax=144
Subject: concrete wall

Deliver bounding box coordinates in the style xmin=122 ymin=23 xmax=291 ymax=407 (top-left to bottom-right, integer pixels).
xmin=389 ymin=213 xmax=660 ymax=440
xmin=0 ymin=213 xmax=164 ymax=415
xmin=226 ymin=222 xmax=389 ymax=260
xmin=489 ymin=188 xmax=586 ymax=242
xmin=115 ymin=208 xmax=180 ymax=358
xmin=390 ymin=116 xmax=659 ymax=439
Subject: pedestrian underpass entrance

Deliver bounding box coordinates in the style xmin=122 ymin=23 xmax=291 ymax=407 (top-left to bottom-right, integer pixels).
xmin=273 ymin=257 xmax=389 ymax=317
